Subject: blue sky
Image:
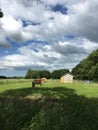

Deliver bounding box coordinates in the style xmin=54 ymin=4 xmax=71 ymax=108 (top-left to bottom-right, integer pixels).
xmin=51 ymin=3 xmax=68 ymax=14
xmin=0 ymin=0 xmax=98 ymax=77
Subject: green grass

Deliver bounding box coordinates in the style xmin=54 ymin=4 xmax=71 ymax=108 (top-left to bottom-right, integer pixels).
xmin=0 ymin=79 xmax=98 ymax=130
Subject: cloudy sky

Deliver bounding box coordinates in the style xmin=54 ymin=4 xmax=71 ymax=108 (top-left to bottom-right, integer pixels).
xmin=0 ymin=0 xmax=98 ymax=77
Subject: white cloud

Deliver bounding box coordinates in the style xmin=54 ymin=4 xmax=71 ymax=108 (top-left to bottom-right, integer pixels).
xmin=1 ymin=0 xmax=98 ymax=43
xmin=68 ymin=0 xmax=98 ymax=42
xmin=0 ymin=38 xmax=98 ymax=76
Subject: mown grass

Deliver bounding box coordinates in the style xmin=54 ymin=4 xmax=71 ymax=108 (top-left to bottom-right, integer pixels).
xmin=0 ymin=79 xmax=98 ymax=130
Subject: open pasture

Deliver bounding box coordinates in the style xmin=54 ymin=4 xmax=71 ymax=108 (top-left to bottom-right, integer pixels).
xmin=0 ymin=79 xmax=98 ymax=130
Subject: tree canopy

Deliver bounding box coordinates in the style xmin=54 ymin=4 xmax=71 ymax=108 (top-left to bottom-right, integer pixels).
xmin=25 ymin=69 xmax=70 ymax=79
xmin=0 ymin=9 xmax=3 ymax=18
xmin=25 ymin=69 xmax=51 ymax=79
xmin=51 ymin=69 xmax=69 ymax=79
xmin=72 ymin=49 xmax=98 ymax=81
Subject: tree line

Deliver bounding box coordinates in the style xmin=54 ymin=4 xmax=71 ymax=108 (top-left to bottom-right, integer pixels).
xmin=25 ymin=69 xmax=69 ymax=79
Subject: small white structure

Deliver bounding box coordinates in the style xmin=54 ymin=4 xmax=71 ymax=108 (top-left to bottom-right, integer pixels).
xmin=60 ymin=73 xmax=74 ymax=83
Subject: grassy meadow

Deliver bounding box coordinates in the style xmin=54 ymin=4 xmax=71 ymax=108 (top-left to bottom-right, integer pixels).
xmin=0 ymin=79 xmax=98 ymax=130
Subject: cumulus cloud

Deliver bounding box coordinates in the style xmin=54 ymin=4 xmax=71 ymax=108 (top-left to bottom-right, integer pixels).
xmin=1 ymin=0 xmax=98 ymax=44
xmin=0 ymin=38 xmax=98 ymax=76
xmin=69 ymin=0 xmax=98 ymax=42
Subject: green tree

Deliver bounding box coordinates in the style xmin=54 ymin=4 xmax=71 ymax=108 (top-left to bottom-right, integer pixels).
xmin=25 ymin=69 xmax=33 ymax=79
xmin=72 ymin=49 xmax=98 ymax=81
xmin=39 ymin=70 xmax=51 ymax=79
xmin=0 ymin=9 xmax=3 ymax=18
xmin=91 ymin=64 xmax=98 ymax=82
xmin=51 ymin=69 xmax=69 ymax=79
xmin=25 ymin=69 xmax=51 ymax=79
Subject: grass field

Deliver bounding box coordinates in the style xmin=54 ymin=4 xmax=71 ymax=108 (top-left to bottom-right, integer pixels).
xmin=0 ymin=79 xmax=98 ymax=130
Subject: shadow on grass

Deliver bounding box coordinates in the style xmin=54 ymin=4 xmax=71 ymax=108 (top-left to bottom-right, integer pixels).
xmin=0 ymin=86 xmax=98 ymax=130
xmin=0 ymin=84 xmax=80 ymax=99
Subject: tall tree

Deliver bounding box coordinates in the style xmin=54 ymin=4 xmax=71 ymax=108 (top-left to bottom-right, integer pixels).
xmin=72 ymin=49 xmax=98 ymax=81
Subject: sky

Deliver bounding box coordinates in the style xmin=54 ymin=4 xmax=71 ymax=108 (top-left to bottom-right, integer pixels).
xmin=0 ymin=0 xmax=98 ymax=77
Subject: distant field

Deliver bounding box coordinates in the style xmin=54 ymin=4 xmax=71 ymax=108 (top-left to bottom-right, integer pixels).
xmin=0 ymin=79 xmax=98 ymax=130
xmin=0 ymin=79 xmax=98 ymax=98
